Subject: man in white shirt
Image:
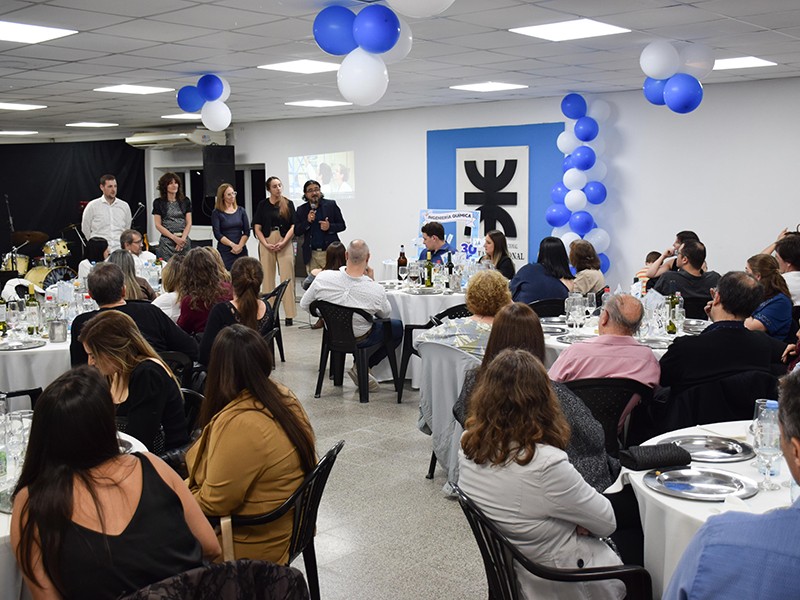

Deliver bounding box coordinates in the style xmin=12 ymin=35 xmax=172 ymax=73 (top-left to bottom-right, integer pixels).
xmin=121 ymin=228 xmax=157 ymax=277
xmin=300 ymin=239 xmax=403 ymax=390
xmin=81 ymin=174 xmax=132 ymax=251
xmin=775 ymin=234 xmax=800 ymax=305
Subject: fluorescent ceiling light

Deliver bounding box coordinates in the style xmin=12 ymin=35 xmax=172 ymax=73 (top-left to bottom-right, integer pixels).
xmin=0 ymin=20 xmax=76 ymax=44
xmin=0 ymin=102 xmax=46 ymax=111
xmin=0 ymin=130 xmax=37 ymax=136
xmin=510 ymin=18 xmax=629 ymax=42
xmin=94 ymin=84 xmax=174 ymax=95
xmin=285 ymin=100 xmax=352 ymax=108
xmin=259 ymin=60 xmax=339 ymax=74
xmin=161 ymin=113 xmax=203 ymax=120
xmin=450 ymin=82 xmax=528 ymax=93
xmin=66 ymin=122 xmax=118 ymax=128
xmin=713 ymin=56 xmax=777 ymax=70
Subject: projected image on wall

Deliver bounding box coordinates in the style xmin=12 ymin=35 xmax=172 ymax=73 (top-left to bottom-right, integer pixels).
xmin=288 ymin=151 xmax=355 ymax=204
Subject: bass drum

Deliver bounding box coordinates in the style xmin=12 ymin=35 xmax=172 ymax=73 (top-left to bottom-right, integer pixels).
xmin=25 ymin=266 xmax=76 ymax=288
xmin=2 ymin=253 xmax=29 ymax=275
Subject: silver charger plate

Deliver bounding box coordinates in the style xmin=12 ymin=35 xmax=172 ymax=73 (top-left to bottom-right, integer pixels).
xmin=643 ymin=466 xmax=758 ymax=501
xmin=403 ymin=288 xmax=442 ymax=296
xmin=542 ymin=324 xmax=568 ymax=335
xmin=0 ymin=339 xmax=46 ymax=351
xmin=683 ymin=318 xmax=710 ymax=331
xmin=541 ymin=316 xmax=566 ymax=324
xmin=555 ymin=333 xmax=595 ymax=345
xmin=638 ymin=337 xmax=672 ymax=350
xmin=660 ymin=435 xmax=755 ymax=463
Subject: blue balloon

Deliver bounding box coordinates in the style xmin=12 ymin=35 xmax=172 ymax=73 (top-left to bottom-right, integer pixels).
xmin=561 ymin=93 xmax=587 ymax=119
xmin=571 ymin=146 xmax=596 ymax=171
xmin=584 ymin=181 xmax=607 ymax=205
xmin=562 ymin=154 xmax=574 ymax=173
xmin=353 ymin=5 xmax=400 ymax=54
xmin=643 ymin=77 xmax=667 ymax=106
xmin=313 ymin=6 xmax=357 ymax=56
xmin=197 ymin=74 xmax=223 ymax=102
xmin=574 ymin=116 xmax=599 ymax=142
xmin=599 ymin=253 xmax=611 ymax=274
xmin=545 ymin=204 xmax=571 ymax=227
xmin=569 ymin=210 xmax=594 ymax=236
xmin=551 ymin=182 xmax=568 ymax=204
xmin=177 ymin=86 xmax=204 ymax=112
xmin=663 ymin=73 xmax=703 ymax=114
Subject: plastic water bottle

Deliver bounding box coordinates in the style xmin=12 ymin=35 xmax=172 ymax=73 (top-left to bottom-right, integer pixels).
xmin=43 ymin=294 xmax=59 ymax=324
xmin=83 ymin=294 xmax=96 ymax=314
xmin=758 ymin=400 xmax=782 ymax=477
xmin=601 ymin=286 xmax=611 ymax=309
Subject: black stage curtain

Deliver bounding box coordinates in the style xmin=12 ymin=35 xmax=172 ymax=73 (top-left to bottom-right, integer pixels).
xmin=0 ymin=139 xmax=145 ymax=262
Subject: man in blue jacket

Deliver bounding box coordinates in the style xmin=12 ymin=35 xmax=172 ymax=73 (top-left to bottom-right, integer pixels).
xmin=294 ymin=179 xmax=346 ymax=273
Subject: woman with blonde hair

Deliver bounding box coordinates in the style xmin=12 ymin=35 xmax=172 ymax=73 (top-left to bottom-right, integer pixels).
xmin=570 ymin=239 xmax=605 ymax=294
xmin=107 ymin=249 xmax=156 ymax=301
xmin=459 ymin=348 xmax=623 ymax=600
xmin=79 ymin=311 xmax=189 ymax=452
xmin=152 ymin=253 xmax=185 ymax=322
xmin=177 ymin=247 xmax=233 ymax=335
xmin=745 ymin=253 xmax=793 ymax=340
xmin=152 ymin=172 xmax=192 ymax=260
xmin=253 ymin=176 xmax=296 ymax=326
xmin=211 ymin=183 xmax=249 ymax=271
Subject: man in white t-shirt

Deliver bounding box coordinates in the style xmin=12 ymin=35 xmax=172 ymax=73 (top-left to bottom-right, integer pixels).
xmin=300 ymin=239 xmax=403 ymax=391
xmin=81 ymin=174 xmax=131 ymax=251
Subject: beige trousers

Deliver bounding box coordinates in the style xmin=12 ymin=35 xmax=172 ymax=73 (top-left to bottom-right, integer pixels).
xmin=259 ymin=230 xmax=296 ymax=318
xmin=308 ymin=249 xmax=328 ymax=273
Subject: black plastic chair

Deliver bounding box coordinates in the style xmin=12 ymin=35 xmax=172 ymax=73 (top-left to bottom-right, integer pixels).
xmin=309 ymin=300 xmax=400 ymax=403
xmin=564 ymin=378 xmax=653 ymax=457
xmin=180 ymin=387 xmax=205 ymax=439
xmin=452 ymin=484 xmax=652 ymax=600
xmin=397 ymin=302 xmax=472 ymax=403
xmin=2 ymin=387 xmax=43 ymax=411
xmin=262 ymin=278 xmax=290 ymax=362
xmin=159 ymin=350 xmax=195 ymax=389
xmin=208 ymin=440 xmax=345 ymax=600
xmin=528 ymin=298 xmax=565 ymax=318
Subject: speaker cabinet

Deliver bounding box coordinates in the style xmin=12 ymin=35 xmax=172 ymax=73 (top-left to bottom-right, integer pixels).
xmin=202 ymin=145 xmax=235 ymax=198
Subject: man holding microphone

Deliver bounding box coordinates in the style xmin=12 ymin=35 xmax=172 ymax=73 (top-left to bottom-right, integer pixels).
xmin=294 ymin=179 xmax=347 ymax=273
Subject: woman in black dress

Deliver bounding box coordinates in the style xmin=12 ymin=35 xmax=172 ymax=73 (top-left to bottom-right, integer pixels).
xmin=152 ymin=172 xmax=192 ymax=260
xmin=211 ymin=183 xmax=249 ymax=271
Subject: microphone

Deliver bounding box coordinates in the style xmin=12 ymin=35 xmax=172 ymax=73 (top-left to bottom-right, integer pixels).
xmin=137 ymin=202 xmax=145 ymax=208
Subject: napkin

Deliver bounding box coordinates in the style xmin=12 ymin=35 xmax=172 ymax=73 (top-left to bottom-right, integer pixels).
xmin=619 ymin=443 xmax=691 ymax=471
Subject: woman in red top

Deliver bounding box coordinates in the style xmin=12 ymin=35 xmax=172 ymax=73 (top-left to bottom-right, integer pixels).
xmin=177 ymin=247 xmax=233 ymax=335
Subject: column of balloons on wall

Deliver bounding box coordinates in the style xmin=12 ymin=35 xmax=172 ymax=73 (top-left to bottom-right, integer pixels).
xmin=546 ymin=93 xmax=612 ymax=274
xmin=640 ymin=41 xmax=714 ymax=114
xmin=313 ymin=0 xmax=454 ymax=106
xmin=176 ymin=74 xmax=232 ymax=132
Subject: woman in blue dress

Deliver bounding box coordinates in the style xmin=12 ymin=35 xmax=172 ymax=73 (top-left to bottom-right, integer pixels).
xmin=211 ymin=183 xmax=249 ymax=271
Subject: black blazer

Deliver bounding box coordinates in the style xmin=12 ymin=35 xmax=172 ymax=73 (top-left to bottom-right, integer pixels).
xmin=294 ymin=198 xmax=346 ymax=265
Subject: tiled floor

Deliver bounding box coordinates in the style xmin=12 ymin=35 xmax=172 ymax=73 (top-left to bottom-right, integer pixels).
xmin=270 ymin=304 xmax=486 ymax=599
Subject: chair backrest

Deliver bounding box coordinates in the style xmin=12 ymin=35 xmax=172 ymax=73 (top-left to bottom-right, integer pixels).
xmin=159 ymin=351 xmax=194 ymax=389
xmin=231 ymin=440 xmax=345 ymax=564
xmin=436 ymin=303 xmax=472 ymax=321
xmin=2 ymin=387 xmax=43 ymax=411
xmin=452 ymin=484 xmax=652 ymax=600
xmin=263 ymin=278 xmax=290 ymax=320
xmin=309 ymin=300 xmax=374 ymax=354
xmin=681 ymin=297 xmax=710 ymax=320
xmin=180 ymin=388 xmax=205 ymax=438
xmin=564 ymin=378 xmax=653 ymax=457
xmin=528 ymin=298 xmax=565 ymax=318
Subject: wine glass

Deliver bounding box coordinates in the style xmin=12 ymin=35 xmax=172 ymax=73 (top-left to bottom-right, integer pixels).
xmin=6 ymin=409 xmax=33 ymax=480
xmin=672 ymin=307 xmax=686 ymax=335
xmin=408 ymin=263 xmax=420 ymax=289
xmin=398 ymin=265 xmax=408 ymax=288
xmin=753 ymin=409 xmax=782 ymax=491
xmin=585 ymin=292 xmax=597 ymax=318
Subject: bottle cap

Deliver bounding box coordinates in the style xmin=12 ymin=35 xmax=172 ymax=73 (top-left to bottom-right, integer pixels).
xmin=766 ymin=400 xmax=779 ymax=409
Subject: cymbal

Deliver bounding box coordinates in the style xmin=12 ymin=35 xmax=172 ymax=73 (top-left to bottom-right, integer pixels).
xmin=11 ymin=230 xmax=49 ymax=246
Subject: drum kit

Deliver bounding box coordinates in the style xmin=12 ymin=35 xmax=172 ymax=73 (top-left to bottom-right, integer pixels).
xmin=2 ymin=230 xmax=77 ymax=288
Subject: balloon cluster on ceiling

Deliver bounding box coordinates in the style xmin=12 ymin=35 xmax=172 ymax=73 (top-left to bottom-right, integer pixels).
xmin=313 ymin=0 xmax=455 ymax=106
xmin=546 ymin=93 xmax=612 ymax=274
xmin=640 ymin=41 xmax=714 ymax=114
xmin=176 ymin=74 xmax=232 ymax=131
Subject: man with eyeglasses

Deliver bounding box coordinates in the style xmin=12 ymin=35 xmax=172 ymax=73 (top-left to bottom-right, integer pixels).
xmin=294 ymin=179 xmax=346 ymax=273
xmin=121 ymin=229 xmax=156 ymax=277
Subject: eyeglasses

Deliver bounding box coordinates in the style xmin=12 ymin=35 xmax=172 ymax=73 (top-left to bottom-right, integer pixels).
xmin=132 ymin=239 xmax=143 ymax=245
xmin=305 ymin=187 xmax=320 ymax=193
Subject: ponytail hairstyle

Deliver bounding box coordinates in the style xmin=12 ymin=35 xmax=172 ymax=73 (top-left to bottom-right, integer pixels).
xmin=230 ymin=257 xmax=263 ymax=330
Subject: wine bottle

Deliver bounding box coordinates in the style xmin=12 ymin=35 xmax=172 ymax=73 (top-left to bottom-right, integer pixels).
xmin=424 ymin=251 xmax=434 ymax=288
xmin=0 ymin=295 xmax=6 ymax=336
xmin=397 ymin=245 xmax=407 ymax=280
xmin=445 ymin=252 xmax=454 ymax=289
xmin=25 ymin=283 xmax=39 ymax=335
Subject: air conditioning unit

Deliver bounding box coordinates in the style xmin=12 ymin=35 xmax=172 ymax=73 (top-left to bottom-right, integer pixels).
xmin=125 ymin=128 xmax=226 ymax=149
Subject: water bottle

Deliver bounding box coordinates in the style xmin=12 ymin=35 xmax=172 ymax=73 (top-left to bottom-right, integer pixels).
xmin=757 ymin=400 xmax=782 ymax=477
xmin=43 ymin=294 xmax=59 ymax=323
xmin=601 ymin=286 xmax=611 ymax=309
xmin=83 ymin=294 xmax=96 ymax=314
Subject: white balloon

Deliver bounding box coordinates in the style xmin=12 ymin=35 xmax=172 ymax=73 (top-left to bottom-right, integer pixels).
xmin=219 ymin=77 xmax=231 ymax=102
xmin=557 ymin=130 xmax=580 ymax=154
xmin=584 ymin=228 xmax=610 ymax=254
xmin=551 ymin=225 xmax=571 ymax=238
xmin=564 ymin=189 xmax=587 ymax=212
xmin=561 ymin=232 xmax=581 ymax=250
xmin=201 ymin=100 xmax=231 ymax=132
xmin=337 ymin=49 xmax=388 ymax=106
xmin=381 ymin=17 xmax=413 ymax=65
xmin=563 ymin=168 xmax=587 ymax=191
xmin=585 ymin=159 xmax=607 ymax=182
xmin=587 ymin=99 xmax=611 ymax=122
xmin=588 ymin=136 xmax=605 ymax=155
xmin=640 ymin=40 xmax=680 ymax=80
xmin=387 ymin=0 xmax=455 ymax=19
xmin=679 ymin=43 xmax=715 ymax=81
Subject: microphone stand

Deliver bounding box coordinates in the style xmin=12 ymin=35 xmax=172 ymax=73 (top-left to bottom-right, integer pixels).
xmin=131 ymin=202 xmax=145 ymax=223
xmin=4 ymin=193 xmax=14 ymax=235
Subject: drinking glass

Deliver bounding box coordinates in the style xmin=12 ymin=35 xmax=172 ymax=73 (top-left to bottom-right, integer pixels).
xmin=672 ymin=307 xmax=686 ymax=334
xmin=754 ymin=409 xmax=782 ymax=491
xmin=408 ymin=263 xmax=420 ymax=288
xmin=585 ymin=293 xmax=597 ymax=318
xmin=6 ymin=409 xmax=33 ymax=480
xmin=398 ymin=265 xmax=408 ymax=288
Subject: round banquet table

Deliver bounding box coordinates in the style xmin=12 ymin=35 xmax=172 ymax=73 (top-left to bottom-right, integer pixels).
xmin=0 ymin=340 xmax=70 ymax=399
xmin=542 ymin=326 xmax=670 ymax=368
xmin=371 ymin=288 xmax=466 ymax=387
xmin=0 ymin=431 xmax=148 ymax=600
xmin=623 ymin=420 xmax=794 ymax=598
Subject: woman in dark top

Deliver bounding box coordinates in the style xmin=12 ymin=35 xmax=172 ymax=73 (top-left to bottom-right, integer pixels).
xmin=80 ymin=310 xmax=189 ymax=452
xmin=480 ymin=229 xmax=516 ymax=279
xmin=454 ymin=302 xmax=619 ymax=491
xmin=253 ymin=176 xmax=296 ymax=326
xmin=211 ymin=182 xmax=249 ymax=271
xmin=177 ymin=247 xmax=233 ymax=335
xmin=200 ymin=257 xmax=274 ymax=366
xmin=510 ymin=236 xmax=574 ymax=304
xmin=10 ymin=366 xmax=219 ymax=600
xmin=745 ymin=253 xmax=793 ymax=340
xmin=152 ymin=172 xmax=192 ymax=260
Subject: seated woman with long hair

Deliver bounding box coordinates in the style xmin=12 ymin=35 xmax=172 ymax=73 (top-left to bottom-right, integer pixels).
xmin=199 ymin=257 xmax=274 ymax=366
xmin=186 ymin=325 xmax=316 ymax=563
xmin=745 ymin=253 xmax=793 ymax=340
xmin=107 ymin=249 xmax=157 ymax=302
xmin=11 ymin=366 xmax=220 ymax=600
xmin=480 ymin=229 xmax=516 ymax=279
xmin=459 ymin=348 xmax=623 ymax=600
xmin=510 ymin=236 xmax=575 ymax=304
xmin=570 ymin=239 xmax=606 ymax=294
xmin=454 ymin=302 xmax=618 ymax=491
xmin=80 ymin=310 xmax=189 ymax=453
xmin=177 ymin=247 xmax=233 ymax=335
xmin=77 ymin=236 xmax=109 ymax=284
xmin=152 ymin=253 xmax=185 ymax=322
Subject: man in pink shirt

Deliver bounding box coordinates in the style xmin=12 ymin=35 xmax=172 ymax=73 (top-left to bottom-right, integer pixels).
xmin=549 ymin=293 xmax=660 ymax=430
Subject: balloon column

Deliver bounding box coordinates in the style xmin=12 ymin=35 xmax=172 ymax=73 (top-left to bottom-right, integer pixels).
xmin=639 ymin=42 xmax=714 ymax=114
xmin=313 ymin=1 xmax=453 ymax=106
xmin=176 ymin=74 xmax=232 ymax=132
xmin=546 ymin=93 xmax=612 ymax=273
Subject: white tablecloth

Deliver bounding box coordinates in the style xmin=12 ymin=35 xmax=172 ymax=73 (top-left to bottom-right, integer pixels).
xmin=625 ymin=421 xmax=793 ymax=598
xmin=0 ymin=340 xmax=70 ymax=397
xmin=543 ymin=329 xmax=669 ymax=369
xmin=372 ymin=289 xmax=466 ymax=387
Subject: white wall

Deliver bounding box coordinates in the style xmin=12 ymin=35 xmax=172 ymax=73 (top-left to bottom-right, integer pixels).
xmin=148 ymin=76 xmax=800 ymax=289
